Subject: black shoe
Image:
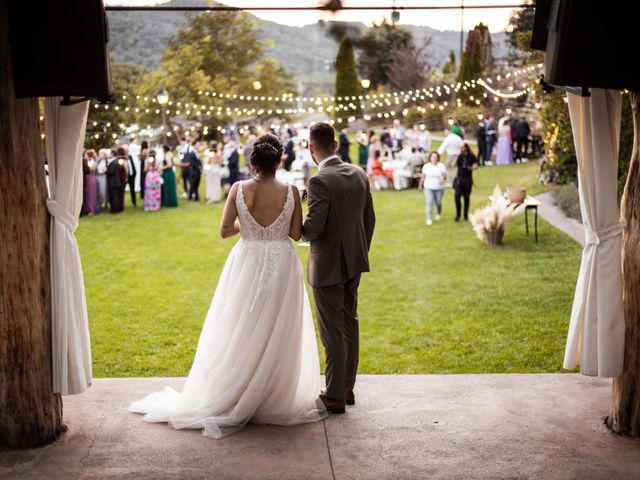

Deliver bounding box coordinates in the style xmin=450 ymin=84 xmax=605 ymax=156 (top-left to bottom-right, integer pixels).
xmin=319 ymin=394 xmax=346 ymax=414
xmin=345 ymin=389 xmax=355 ymax=406
xmin=454 ymin=217 xmax=460 ymax=222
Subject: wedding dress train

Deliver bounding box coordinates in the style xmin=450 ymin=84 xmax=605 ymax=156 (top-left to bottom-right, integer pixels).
xmin=129 ymin=182 xmax=327 ymax=438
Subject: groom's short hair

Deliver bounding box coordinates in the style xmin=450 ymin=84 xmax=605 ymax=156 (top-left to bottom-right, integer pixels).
xmin=310 ymin=122 xmax=336 ymax=151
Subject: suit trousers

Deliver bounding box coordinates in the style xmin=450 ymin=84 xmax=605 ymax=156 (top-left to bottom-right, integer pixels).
xmin=312 ymin=273 xmax=361 ymax=401
xmin=189 ymin=173 xmax=201 ymax=200
xmin=127 ymin=175 xmax=137 ymax=207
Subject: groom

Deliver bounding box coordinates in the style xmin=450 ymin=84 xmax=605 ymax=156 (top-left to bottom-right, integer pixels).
xmin=303 ymin=122 xmax=376 ymax=414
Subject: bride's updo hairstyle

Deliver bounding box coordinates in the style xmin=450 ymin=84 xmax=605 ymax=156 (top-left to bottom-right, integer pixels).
xmin=250 ymin=133 xmax=283 ymax=176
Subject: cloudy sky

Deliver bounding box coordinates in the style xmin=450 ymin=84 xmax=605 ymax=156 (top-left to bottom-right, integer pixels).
xmin=104 ymin=0 xmax=520 ymax=32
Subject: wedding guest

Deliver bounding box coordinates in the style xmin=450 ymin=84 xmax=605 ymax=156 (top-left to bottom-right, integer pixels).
xmin=244 ymin=133 xmax=256 ymax=170
xmin=139 ymin=141 xmax=149 ymax=202
xmin=161 ymin=145 xmax=178 ymax=207
xmin=419 ymin=151 xmax=447 ymax=225
xmin=184 ymin=140 xmax=203 ymax=201
xmin=475 ymin=120 xmax=487 ymax=166
xmin=484 ymin=115 xmax=497 ymax=166
xmin=438 ymin=128 xmax=463 ymax=186
xmin=144 ymin=150 xmax=161 ymax=211
xmin=418 ymin=126 xmax=431 ymax=152
xmin=357 ymin=130 xmax=369 ymax=169
xmin=125 ymin=145 xmax=137 ymax=207
xmin=107 ymin=149 xmax=127 ymax=213
xmin=393 ymin=119 xmax=406 ymax=149
xmin=453 ymin=143 xmax=479 ymax=222
xmin=178 ymin=137 xmax=190 ymax=198
xmin=282 ymin=132 xmax=295 ymax=171
xmin=367 ymin=134 xmax=381 ymax=176
xmin=224 ymin=140 xmax=240 ymax=187
xmin=514 ymin=118 xmax=530 ymax=163
xmin=82 ymin=149 xmax=98 ymax=216
xmin=496 ymin=119 xmax=514 ymax=165
xmin=371 ymin=149 xmax=391 ymax=190
xmin=338 ymin=126 xmax=351 ymax=163
xmin=204 ymin=144 xmax=222 ymax=204
xmin=96 ymin=149 xmax=109 ymax=211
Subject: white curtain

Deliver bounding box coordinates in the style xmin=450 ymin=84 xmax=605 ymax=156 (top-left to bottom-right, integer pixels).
xmin=45 ymin=98 xmax=92 ymax=395
xmin=563 ymin=89 xmax=625 ymax=377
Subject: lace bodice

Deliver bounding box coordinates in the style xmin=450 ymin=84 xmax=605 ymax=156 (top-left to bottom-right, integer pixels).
xmin=236 ymin=181 xmax=293 ymax=241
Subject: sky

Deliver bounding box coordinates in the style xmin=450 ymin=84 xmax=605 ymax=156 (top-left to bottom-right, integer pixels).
xmin=104 ymin=0 xmax=519 ymax=32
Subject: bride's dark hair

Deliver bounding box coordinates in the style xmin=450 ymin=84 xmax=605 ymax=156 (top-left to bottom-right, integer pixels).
xmin=250 ymin=134 xmax=283 ymax=175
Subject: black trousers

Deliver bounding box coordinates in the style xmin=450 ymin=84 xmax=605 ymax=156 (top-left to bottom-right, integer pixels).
xmin=182 ymin=169 xmax=190 ymax=196
xmin=515 ymin=137 xmax=528 ymax=161
xmin=312 ymin=274 xmax=361 ymax=401
xmin=139 ymin=170 xmax=146 ymax=201
xmin=188 ymin=173 xmax=201 ymax=200
xmin=485 ymin=137 xmax=495 ymax=165
xmin=127 ymin=175 xmax=137 ymax=206
xmin=477 ymin=142 xmax=486 ymax=166
xmin=455 ymin=183 xmax=472 ymax=220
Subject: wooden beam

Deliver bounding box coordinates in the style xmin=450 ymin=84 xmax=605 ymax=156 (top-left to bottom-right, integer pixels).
xmin=607 ymin=92 xmax=640 ymax=437
xmin=0 ymin=0 xmax=63 ymax=448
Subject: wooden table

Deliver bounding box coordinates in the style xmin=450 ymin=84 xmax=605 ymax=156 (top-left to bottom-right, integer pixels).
xmin=519 ymin=196 xmax=542 ymax=242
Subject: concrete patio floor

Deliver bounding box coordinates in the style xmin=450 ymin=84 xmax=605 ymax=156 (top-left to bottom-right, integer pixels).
xmin=1 ymin=375 xmax=639 ymax=479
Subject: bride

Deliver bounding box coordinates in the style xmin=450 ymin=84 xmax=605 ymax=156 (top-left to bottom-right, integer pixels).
xmin=129 ymin=134 xmax=328 ymax=438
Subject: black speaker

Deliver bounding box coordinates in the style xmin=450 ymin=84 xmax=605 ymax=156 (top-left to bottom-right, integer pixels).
xmin=9 ymin=0 xmax=113 ymax=101
xmin=531 ymin=0 xmax=639 ymax=91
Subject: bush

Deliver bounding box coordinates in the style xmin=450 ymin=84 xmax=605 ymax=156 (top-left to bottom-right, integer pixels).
xmin=539 ymin=93 xmax=577 ymax=184
xmin=553 ymin=183 xmax=582 ymax=222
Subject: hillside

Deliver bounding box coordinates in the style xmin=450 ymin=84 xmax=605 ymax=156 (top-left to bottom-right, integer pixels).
xmin=106 ymin=0 xmax=508 ymax=95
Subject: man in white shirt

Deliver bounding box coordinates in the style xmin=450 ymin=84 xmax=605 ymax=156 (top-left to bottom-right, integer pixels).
xmin=437 ymin=129 xmax=463 ymax=185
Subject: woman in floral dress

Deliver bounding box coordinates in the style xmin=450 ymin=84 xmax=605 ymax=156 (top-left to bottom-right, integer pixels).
xmin=144 ymin=150 xmax=162 ymax=211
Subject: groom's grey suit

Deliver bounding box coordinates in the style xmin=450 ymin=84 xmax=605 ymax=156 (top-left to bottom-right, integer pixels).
xmin=303 ymin=155 xmax=375 ymax=401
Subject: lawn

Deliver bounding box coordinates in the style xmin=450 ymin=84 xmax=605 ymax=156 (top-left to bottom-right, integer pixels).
xmin=77 ymin=160 xmax=582 ymax=377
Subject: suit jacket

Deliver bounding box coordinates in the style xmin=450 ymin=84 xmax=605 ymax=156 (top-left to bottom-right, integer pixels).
xmin=183 ymin=148 xmax=202 ymax=177
xmin=303 ymin=156 xmax=375 ymax=287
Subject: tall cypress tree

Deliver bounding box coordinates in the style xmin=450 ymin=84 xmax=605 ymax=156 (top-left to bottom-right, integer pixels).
xmin=335 ymin=37 xmax=362 ymax=121
xmin=457 ymin=23 xmax=493 ymax=106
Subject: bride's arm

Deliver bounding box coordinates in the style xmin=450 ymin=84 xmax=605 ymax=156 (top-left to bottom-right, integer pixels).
xmin=219 ymin=183 xmax=240 ymax=239
xmin=289 ymin=185 xmax=303 ymax=241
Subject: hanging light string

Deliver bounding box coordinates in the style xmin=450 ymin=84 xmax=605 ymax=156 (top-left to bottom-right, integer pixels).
xmin=83 ymin=95 xmax=544 ymax=141
xmin=91 ymin=64 xmax=543 ymax=116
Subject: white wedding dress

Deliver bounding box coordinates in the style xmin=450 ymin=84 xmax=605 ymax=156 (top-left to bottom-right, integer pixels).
xmin=129 ymin=182 xmax=327 ymax=438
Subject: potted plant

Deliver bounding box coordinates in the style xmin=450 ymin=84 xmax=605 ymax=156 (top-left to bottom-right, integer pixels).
xmin=469 ymin=185 xmax=526 ymax=246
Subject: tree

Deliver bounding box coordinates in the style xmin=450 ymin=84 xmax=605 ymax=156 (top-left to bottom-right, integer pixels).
xmin=505 ymin=2 xmax=543 ymax=65
xmin=387 ymin=38 xmax=433 ymax=92
xmin=442 ymin=49 xmax=457 ymax=76
xmin=86 ymin=62 xmax=147 ymax=149
xmin=457 ymin=23 xmax=493 ymax=106
xmin=356 ymin=20 xmax=414 ymax=90
xmin=606 ymin=92 xmax=640 ymax=437
xmin=335 ymin=37 xmax=361 ymax=120
xmin=0 ymin=0 xmax=62 ymax=448
xmin=167 ymin=11 xmax=264 ymax=92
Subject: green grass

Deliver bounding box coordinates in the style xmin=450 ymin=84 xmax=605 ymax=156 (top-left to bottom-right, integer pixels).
xmin=77 ymin=161 xmax=581 ymax=377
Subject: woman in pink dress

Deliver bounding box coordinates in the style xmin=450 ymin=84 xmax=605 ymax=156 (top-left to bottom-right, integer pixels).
xmin=496 ymin=119 xmax=514 ymax=165
xmin=82 ymin=149 xmax=98 ymax=215
xmin=143 ymin=150 xmax=162 ymax=211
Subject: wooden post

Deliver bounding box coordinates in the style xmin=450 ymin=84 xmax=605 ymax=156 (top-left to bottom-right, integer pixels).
xmin=607 ymin=92 xmax=640 ymax=437
xmin=0 ymin=0 xmax=63 ymax=448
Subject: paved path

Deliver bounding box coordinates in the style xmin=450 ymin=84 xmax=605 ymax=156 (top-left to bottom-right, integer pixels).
xmin=2 ymin=375 xmax=639 ymax=479
xmin=535 ymin=190 xmax=585 ymax=247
